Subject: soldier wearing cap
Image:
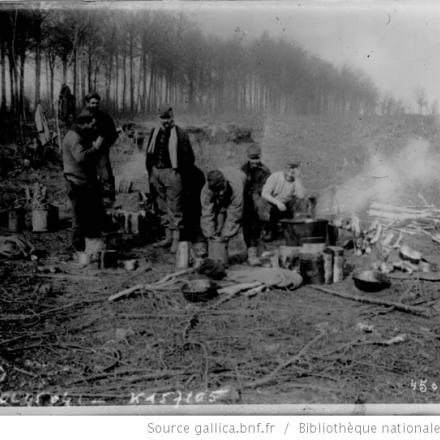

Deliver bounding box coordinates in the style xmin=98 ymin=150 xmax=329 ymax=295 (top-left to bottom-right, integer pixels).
xmin=200 ymin=167 xmax=246 ymax=245
xmin=241 ymin=144 xmax=271 ymax=265
xmin=145 ymin=104 xmax=195 ymax=251
xmin=81 ymin=92 xmax=118 ymax=205
xmin=260 ymin=161 xmax=306 ymax=241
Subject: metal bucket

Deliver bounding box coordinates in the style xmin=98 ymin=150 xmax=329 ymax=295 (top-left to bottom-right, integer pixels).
xmin=301 ymin=237 xmax=326 ymax=253
xmin=208 ymin=240 xmax=229 ymax=266
xmin=176 ymin=241 xmax=190 ymax=269
xmin=281 ymin=218 xmax=329 ymax=246
xmin=32 ymin=208 xmax=49 ymax=232
xmin=8 ymin=208 xmax=26 ymax=232
xmin=300 ymin=253 xmax=324 ymax=285
xmin=98 ymin=250 xmax=118 ymax=269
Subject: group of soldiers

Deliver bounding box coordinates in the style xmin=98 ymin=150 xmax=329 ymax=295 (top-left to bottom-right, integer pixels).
xmin=62 ymin=96 xmax=307 ymax=266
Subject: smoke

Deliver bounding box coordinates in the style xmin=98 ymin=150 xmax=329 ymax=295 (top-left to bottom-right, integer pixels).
xmin=316 ymin=138 xmax=440 ymax=217
xmin=117 ymin=151 xmax=149 ymax=193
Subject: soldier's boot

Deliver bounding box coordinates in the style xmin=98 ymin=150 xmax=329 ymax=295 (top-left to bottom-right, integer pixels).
xmin=247 ymin=247 xmax=261 ymax=267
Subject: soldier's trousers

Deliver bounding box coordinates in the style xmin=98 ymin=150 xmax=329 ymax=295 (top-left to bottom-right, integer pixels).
xmin=150 ymin=167 xmax=183 ymax=231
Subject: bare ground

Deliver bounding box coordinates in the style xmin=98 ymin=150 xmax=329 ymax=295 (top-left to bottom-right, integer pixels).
xmin=0 ymin=115 xmax=440 ymax=407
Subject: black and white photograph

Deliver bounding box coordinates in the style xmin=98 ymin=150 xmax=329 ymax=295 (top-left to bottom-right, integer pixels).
xmin=0 ymin=0 xmax=440 ymax=410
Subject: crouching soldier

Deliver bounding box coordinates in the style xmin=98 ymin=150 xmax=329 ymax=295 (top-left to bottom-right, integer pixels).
xmin=62 ymin=114 xmax=107 ymax=253
xmin=260 ymin=161 xmax=306 ymax=241
xmin=241 ymin=144 xmax=271 ymax=265
xmin=200 ymin=167 xmax=246 ymax=250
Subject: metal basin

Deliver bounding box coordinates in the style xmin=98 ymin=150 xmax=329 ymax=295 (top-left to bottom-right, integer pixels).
xmin=352 ymin=270 xmax=391 ymax=292
xmin=182 ymin=279 xmax=218 ymax=302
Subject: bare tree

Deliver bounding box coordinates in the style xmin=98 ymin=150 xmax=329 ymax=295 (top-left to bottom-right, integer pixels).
xmin=414 ymin=86 xmax=427 ymax=114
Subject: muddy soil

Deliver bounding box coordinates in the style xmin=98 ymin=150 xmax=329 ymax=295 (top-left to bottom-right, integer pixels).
xmin=0 ymin=115 xmax=440 ymax=407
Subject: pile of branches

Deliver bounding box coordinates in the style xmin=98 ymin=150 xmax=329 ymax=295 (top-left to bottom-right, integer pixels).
xmin=368 ymin=201 xmax=440 ymax=236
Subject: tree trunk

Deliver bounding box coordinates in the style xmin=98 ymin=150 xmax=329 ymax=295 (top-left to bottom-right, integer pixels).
xmin=129 ymin=31 xmax=134 ymax=114
xmin=105 ymin=56 xmax=112 ymax=106
xmin=80 ymin=53 xmax=86 ymax=102
xmin=7 ymin=49 xmax=17 ymax=115
xmin=19 ymin=48 xmax=25 ymax=117
xmin=114 ymin=53 xmax=119 ymax=113
xmin=148 ymin=65 xmax=155 ymax=113
xmin=48 ymin=55 xmax=55 ymax=115
xmin=122 ymin=45 xmax=127 ymax=113
xmin=87 ymin=45 xmax=92 ymax=92
xmin=1 ymin=42 xmax=6 ymax=112
xmin=93 ymin=65 xmax=99 ymax=92
xmin=73 ymin=47 xmax=77 ymax=101
xmin=34 ymin=20 xmax=41 ymax=109
xmin=141 ymin=50 xmax=147 ymax=113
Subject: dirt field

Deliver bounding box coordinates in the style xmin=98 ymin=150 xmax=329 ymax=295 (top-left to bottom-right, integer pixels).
xmin=1 ymin=114 xmax=440 ymax=407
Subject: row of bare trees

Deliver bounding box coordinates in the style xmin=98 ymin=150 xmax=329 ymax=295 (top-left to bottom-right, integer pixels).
xmin=0 ymin=5 xmax=384 ymax=118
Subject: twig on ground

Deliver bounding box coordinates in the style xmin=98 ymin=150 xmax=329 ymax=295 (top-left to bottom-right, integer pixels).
xmin=243 ymin=329 xmax=326 ymax=389
xmin=309 ymin=285 xmax=432 ymax=317
xmin=108 ymin=268 xmax=195 ymax=302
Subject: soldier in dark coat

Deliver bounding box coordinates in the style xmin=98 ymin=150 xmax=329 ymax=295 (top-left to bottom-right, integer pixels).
xmin=62 ymin=114 xmax=107 ymax=252
xmin=58 ymin=84 xmax=76 ymax=126
xmin=81 ymin=93 xmax=118 ymax=205
xmin=241 ymin=144 xmax=271 ymax=265
xmin=145 ymin=104 xmax=195 ymax=251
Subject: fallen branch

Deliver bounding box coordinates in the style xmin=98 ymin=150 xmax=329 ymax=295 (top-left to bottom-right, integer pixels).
xmin=108 ymin=283 xmax=144 ymax=302
xmin=66 ymin=368 xmax=189 ymax=386
xmin=218 ymin=282 xmax=263 ymax=296
xmin=388 ymin=272 xmax=440 ymax=282
xmin=108 ymin=268 xmax=195 ymax=302
xmin=36 ymin=273 xmax=100 ymax=281
xmin=309 ymin=285 xmax=432 ymax=317
xmin=243 ymin=329 xmax=326 ymax=389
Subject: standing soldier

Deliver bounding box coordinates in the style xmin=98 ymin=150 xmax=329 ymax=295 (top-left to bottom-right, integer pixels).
xmin=146 ymin=104 xmax=195 ymax=252
xmin=62 ymin=114 xmax=107 ymax=253
xmin=241 ymin=144 xmax=271 ymax=265
xmin=81 ymin=93 xmax=118 ymax=206
xmin=58 ymin=84 xmax=76 ymax=126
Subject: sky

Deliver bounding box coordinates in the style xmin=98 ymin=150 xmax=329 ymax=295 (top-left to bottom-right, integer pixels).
xmin=126 ymin=0 xmax=440 ymax=111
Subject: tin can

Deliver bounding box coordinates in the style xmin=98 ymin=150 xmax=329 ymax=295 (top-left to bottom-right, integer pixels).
xmin=323 ymin=248 xmax=334 ymax=284
xmin=332 ymin=247 xmax=344 ymax=283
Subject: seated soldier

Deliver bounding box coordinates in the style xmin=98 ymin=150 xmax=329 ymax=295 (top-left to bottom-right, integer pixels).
xmin=260 ymin=161 xmax=306 ymax=241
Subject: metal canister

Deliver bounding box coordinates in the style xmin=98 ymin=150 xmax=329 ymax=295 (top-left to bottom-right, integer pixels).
xmin=98 ymin=250 xmax=118 ymax=269
xmin=8 ymin=208 xmax=26 ymax=232
xmin=130 ymin=212 xmax=139 ymax=234
xmin=124 ymin=212 xmax=131 ymax=233
xmin=323 ymin=248 xmax=334 ymax=284
xmin=208 ymin=240 xmax=229 ymax=266
xmin=332 ymin=246 xmax=344 ymax=283
xmin=300 ymin=253 xmax=324 ymax=285
xmin=176 ymin=241 xmax=190 ymax=269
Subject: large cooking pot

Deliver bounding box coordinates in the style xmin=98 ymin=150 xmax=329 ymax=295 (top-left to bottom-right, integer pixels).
xmin=280 ymin=218 xmax=329 ymax=246
xmin=352 ymin=270 xmax=391 ymax=292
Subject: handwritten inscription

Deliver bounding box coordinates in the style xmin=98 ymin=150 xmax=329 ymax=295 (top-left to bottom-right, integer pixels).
xmin=0 ymin=387 xmax=233 ymax=406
